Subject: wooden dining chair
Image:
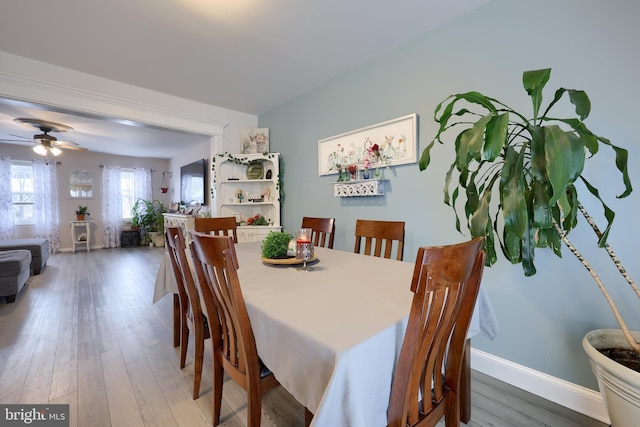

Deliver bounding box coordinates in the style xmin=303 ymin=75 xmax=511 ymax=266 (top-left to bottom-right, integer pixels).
xmin=189 ymin=231 xmax=280 ymax=427
xmin=387 ymin=237 xmax=485 ymax=427
xmin=354 ymin=219 xmax=405 ymax=261
xmin=301 ymin=216 xmax=335 ymax=249
xmin=164 ymin=226 xmax=210 ymax=400
xmin=194 ymin=216 xmax=238 ymax=242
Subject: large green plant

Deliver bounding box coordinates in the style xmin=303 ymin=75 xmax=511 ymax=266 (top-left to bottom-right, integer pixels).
xmin=419 ymin=68 xmax=639 ymax=352
xmin=131 ymin=199 xmax=167 ymax=233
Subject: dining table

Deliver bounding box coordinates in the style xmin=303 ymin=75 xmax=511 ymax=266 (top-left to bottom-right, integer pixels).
xmin=153 ymin=241 xmax=499 ymax=427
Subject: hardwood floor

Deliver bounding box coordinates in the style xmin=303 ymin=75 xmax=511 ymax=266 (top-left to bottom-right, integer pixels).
xmin=0 ymin=247 xmax=607 ymax=427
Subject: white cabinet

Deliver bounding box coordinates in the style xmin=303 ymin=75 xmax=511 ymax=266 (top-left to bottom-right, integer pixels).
xmin=163 ymin=213 xmax=195 ymax=243
xmin=213 ymin=153 xmax=281 ymax=242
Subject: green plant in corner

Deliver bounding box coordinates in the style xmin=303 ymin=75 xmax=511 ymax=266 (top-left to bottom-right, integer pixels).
xmin=261 ymin=231 xmax=293 ymax=259
xmin=419 ymin=68 xmax=638 ymax=355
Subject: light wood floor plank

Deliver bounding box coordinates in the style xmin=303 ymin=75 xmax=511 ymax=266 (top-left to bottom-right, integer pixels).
xmin=127 ymin=355 xmax=179 ymax=427
xmin=0 ymin=247 xmax=607 ymax=427
xmin=101 ymin=348 xmax=146 ymax=427
xmin=77 ymin=340 xmax=111 ymax=427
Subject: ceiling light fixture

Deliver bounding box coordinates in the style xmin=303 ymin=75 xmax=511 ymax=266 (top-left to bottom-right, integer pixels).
xmin=33 ymin=143 xmax=63 ymax=156
xmin=33 ymin=144 xmax=47 ymax=156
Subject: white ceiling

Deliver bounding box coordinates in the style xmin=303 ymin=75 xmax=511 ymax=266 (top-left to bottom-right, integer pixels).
xmin=0 ymin=0 xmax=489 ymax=158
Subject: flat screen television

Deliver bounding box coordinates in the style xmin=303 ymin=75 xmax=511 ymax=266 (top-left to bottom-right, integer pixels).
xmin=180 ymin=159 xmax=206 ymax=206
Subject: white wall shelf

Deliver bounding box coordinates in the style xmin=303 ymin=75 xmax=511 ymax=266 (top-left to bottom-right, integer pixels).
xmin=333 ymin=179 xmax=385 ymax=197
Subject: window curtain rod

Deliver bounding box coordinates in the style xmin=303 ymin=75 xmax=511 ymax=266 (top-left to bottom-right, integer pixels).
xmin=98 ymin=164 xmax=155 ymax=172
xmin=32 ymin=160 xmax=61 ymax=165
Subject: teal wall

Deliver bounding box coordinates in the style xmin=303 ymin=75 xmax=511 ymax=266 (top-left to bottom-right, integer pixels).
xmin=259 ymin=0 xmax=640 ymax=389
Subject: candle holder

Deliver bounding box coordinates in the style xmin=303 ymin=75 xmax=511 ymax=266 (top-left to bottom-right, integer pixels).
xmin=295 ymin=228 xmax=314 ymax=272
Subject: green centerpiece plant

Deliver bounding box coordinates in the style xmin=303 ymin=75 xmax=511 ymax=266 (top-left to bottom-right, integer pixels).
xmin=261 ymin=231 xmax=294 ymax=259
xmin=418 ymin=68 xmax=638 ymax=423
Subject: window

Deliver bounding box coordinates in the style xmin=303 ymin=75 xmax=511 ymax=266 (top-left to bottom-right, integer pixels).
xmin=121 ymin=169 xmax=135 ymax=219
xmin=11 ymin=162 xmax=35 ymax=225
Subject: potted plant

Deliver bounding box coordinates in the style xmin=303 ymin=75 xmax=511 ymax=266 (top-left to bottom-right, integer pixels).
xmin=261 ymin=231 xmax=294 ymax=259
xmin=75 ymin=205 xmax=89 ymax=221
xmin=419 ymin=68 xmax=638 ymax=424
xmin=131 ymin=199 xmax=167 ymax=246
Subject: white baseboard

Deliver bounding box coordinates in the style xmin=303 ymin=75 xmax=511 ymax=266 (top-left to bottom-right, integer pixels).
xmin=471 ymin=347 xmax=610 ymax=424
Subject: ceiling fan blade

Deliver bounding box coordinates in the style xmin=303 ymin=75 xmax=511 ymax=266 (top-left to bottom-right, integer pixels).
xmin=52 ymin=140 xmax=87 ymax=151
xmin=9 ymin=133 xmax=31 ymax=140
xmin=53 ymin=139 xmax=79 ymax=147
xmin=0 ymin=138 xmax=33 ymax=143
xmin=59 ymin=145 xmax=88 ymax=152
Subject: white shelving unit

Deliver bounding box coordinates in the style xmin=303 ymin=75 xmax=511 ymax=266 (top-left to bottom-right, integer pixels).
xmin=213 ymin=153 xmax=281 ymax=242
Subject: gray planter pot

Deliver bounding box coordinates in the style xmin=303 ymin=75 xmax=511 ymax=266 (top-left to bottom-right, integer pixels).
xmin=583 ymin=329 xmax=640 ymax=426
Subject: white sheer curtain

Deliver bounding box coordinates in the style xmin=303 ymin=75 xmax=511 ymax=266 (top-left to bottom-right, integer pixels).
xmin=134 ymin=167 xmax=152 ymax=201
xmin=102 ymin=165 xmax=123 ymax=248
xmin=0 ymin=156 xmax=15 ymax=240
xmin=32 ymin=159 xmax=61 ymax=253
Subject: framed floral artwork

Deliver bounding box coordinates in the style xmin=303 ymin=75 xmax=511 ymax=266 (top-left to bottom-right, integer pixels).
xmin=317 ymin=113 xmax=417 ymax=176
xmin=240 ymin=128 xmax=270 ymax=154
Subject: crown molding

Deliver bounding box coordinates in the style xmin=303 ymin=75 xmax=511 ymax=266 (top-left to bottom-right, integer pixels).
xmin=0 ymin=70 xmax=227 ymax=136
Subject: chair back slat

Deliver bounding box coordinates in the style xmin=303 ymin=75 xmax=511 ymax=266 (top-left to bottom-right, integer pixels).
xmin=387 ymin=237 xmax=485 ymax=427
xmin=301 ymin=216 xmax=335 ymax=249
xmin=354 ymin=219 xmax=405 ymax=261
xmin=195 ymin=217 xmax=239 ymax=243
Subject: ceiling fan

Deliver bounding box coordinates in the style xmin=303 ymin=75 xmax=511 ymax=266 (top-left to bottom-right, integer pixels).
xmin=0 ymin=118 xmax=87 ymax=156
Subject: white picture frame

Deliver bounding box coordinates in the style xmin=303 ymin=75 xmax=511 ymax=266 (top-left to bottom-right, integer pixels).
xmin=317 ymin=113 xmax=417 ymax=176
xmin=240 ymin=128 xmax=270 ymax=154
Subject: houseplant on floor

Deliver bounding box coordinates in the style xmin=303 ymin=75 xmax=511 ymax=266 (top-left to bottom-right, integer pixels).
xmin=419 ymin=68 xmax=637 ymax=425
xmin=131 ymin=198 xmax=167 ymax=246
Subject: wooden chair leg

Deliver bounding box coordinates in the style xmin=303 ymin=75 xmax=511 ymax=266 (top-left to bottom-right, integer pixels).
xmin=173 ymin=293 xmax=180 ymax=347
xmin=460 ymin=338 xmax=471 ymax=423
xmin=247 ymin=386 xmax=262 ymax=427
xmin=212 ymin=358 xmax=223 ymax=426
xmin=304 ymin=407 xmax=313 ymax=427
xmin=179 ymin=320 xmax=189 ymax=369
xmin=193 ymin=327 xmax=204 ymax=399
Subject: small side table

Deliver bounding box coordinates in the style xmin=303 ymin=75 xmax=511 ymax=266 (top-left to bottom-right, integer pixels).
xmin=69 ymin=220 xmax=93 ymax=253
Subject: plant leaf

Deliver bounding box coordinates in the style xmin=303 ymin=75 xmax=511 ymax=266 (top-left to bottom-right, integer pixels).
xmin=544 ymin=125 xmax=584 ymax=205
xmin=532 ymin=180 xmax=552 ymax=228
xmin=418 ymin=140 xmax=434 ymax=171
xmin=568 ymin=89 xmax=591 ymax=120
xmin=484 ymin=113 xmax=509 ymax=161
xmin=529 ymin=125 xmax=547 ymax=181
xmin=500 ymin=146 xmax=528 ymax=251
xmin=580 ymin=177 xmax=616 ymax=246
xmin=470 ymin=187 xmax=491 ymax=237
xmin=596 ymin=135 xmax=633 ymax=198
xmin=521 ymin=195 xmax=537 ymax=276
xmin=458 ymin=115 xmax=491 ymax=168
xmin=523 ymin=68 xmax=551 ymax=120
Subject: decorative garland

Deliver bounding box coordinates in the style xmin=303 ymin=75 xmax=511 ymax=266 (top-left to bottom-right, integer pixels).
xmin=210 ymin=152 xmax=283 ymax=202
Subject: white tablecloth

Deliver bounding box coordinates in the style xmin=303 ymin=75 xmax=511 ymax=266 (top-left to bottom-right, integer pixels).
xmin=154 ymin=242 xmax=499 ymax=426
